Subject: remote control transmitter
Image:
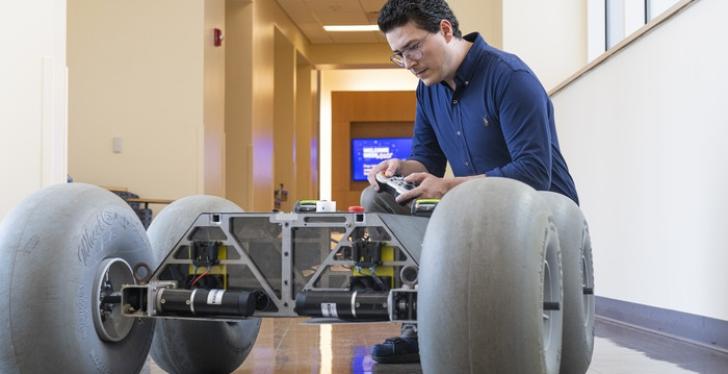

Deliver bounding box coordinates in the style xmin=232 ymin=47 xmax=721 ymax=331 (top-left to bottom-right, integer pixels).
xmin=375 ymin=172 xmax=417 ymax=200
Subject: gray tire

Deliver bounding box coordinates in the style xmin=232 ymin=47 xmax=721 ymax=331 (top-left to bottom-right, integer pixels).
xmin=148 ymin=195 xmax=261 ymax=374
xmin=418 ymin=178 xmax=563 ymax=374
xmin=0 ymin=183 xmax=155 ymax=374
xmin=539 ymin=192 xmax=595 ymax=374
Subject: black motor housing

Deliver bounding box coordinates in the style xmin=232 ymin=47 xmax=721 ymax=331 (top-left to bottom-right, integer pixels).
xmin=294 ymin=290 xmax=389 ymax=320
xmin=156 ymin=288 xmax=259 ymax=317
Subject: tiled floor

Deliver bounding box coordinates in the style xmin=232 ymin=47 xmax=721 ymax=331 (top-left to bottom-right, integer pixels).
xmin=145 ymin=317 xmax=728 ymax=374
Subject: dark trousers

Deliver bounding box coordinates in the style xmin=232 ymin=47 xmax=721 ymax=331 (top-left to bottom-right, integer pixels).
xmin=360 ymin=186 xmax=418 ymax=338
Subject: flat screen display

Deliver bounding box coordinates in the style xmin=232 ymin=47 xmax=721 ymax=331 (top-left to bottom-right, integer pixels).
xmin=351 ymin=137 xmax=412 ymax=181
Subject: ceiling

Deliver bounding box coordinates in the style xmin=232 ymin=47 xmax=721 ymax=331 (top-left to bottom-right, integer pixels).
xmin=275 ymin=0 xmax=388 ymax=44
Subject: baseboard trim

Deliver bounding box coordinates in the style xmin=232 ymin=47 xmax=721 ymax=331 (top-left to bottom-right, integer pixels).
xmin=596 ymin=296 xmax=728 ymax=354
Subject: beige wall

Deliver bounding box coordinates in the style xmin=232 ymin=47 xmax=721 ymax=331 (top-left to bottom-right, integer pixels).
xmin=502 ymin=0 xmax=587 ymax=90
xmin=250 ymin=0 xmax=314 ymax=211
xmin=273 ymin=27 xmax=297 ymax=211
xmin=449 ymin=0 xmax=503 ymax=48
xmin=204 ymin=0 xmax=227 ymax=197
xmin=0 ymin=0 xmax=68 ymax=219
xmin=66 ymin=0 xmax=320 ymax=213
xmin=225 ymin=0 xmax=254 ymax=209
xmin=295 ymin=62 xmax=317 ymax=201
xmin=449 ymin=0 xmax=586 ymax=91
xmin=226 ymin=0 xmax=315 ymax=211
xmin=68 ymin=0 xmax=205 ymax=201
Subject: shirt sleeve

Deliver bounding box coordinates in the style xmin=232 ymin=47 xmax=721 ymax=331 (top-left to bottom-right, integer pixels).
xmin=408 ymin=85 xmax=447 ymax=177
xmin=485 ymin=70 xmax=552 ymax=190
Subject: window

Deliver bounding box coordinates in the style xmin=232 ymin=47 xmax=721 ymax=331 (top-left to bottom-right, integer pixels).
xmin=647 ymin=0 xmax=682 ymax=20
xmin=588 ymin=0 xmax=680 ymax=61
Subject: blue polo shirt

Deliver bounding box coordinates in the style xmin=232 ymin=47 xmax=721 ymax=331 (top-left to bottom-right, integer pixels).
xmin=409 ymin=33 xmax=579 ymax=204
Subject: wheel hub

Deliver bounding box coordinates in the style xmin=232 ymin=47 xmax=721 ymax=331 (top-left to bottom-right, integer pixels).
xmin=543 ymin=258 xmax=553 ymax=348
xmin=541 ymin=230 xmax=563 ymax=372
xmin=93 ymin=257 xmax=136 ymax=342
xmin=582 ymin=254 xmax=594 ymax=325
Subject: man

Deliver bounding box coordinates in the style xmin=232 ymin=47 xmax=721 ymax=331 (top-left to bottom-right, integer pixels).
xmin=362 ymin=0 xmax=579 ymax=364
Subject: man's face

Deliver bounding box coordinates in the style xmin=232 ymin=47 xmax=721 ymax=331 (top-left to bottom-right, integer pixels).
xmin=386 ymin=22 xmax=446 ymax=86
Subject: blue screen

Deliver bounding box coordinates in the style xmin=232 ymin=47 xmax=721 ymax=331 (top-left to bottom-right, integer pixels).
xmin=351 ymin=137 xmax=413 ymax=181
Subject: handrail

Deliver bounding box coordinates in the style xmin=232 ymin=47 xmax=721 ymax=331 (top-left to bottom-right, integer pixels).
xmin=549 ymin=0 xmax=697 ymax=96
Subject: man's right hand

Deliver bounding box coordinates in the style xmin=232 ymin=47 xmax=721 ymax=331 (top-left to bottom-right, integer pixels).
xmin=367 ymin=158 xmax=402 ymax=191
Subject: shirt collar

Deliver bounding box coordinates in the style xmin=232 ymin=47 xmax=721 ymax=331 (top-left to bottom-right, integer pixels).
xmin=447 ymin=32 xmax=488 ymax=90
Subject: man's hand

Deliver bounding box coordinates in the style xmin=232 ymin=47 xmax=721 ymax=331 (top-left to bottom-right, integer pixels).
xmin=395 ymin=172 xmax=452 ymax=204
xmin=395 ymin=173 xmax=486 ymax=204
xmin=367 ymin=158 xmax=402 ymax=191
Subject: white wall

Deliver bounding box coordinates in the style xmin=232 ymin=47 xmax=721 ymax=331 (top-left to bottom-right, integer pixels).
xmin=0 ymin=0 xmax=68 ymax=219
xmin=588 ymin=0 xmax=607 ymax=61
xmin=319 ymin=69 xmax=418 ymax=201
xmin=552 ymin=0 xmax=728 ymax=320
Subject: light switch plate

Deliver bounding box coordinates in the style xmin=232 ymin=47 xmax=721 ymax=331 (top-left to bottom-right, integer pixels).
xmin=112 ymin=137 xmax=123 ymax=153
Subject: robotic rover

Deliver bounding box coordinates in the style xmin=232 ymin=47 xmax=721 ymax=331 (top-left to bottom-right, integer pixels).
xmin=0 ymin=177 xmax=594 ymax=374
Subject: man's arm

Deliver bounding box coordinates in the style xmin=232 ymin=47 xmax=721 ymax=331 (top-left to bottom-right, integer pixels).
xmin=398 ymin=159 xmax=429 ymax=176
xmin=485 ymin=70 xmax=553 ymax=190
xmin=407 ymin=85 xmax=448 ymax=177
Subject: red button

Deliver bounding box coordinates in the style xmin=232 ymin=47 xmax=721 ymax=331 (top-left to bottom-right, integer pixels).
xmin=348 ymin=205 xmax=365 ymax=213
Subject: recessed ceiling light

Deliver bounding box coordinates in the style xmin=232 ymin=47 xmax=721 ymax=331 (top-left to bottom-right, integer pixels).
xmin=323 ymin=25 xmax=379 ymax=32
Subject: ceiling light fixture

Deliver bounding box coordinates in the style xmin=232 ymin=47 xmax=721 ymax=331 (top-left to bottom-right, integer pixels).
xmin=323 ymin=25 xmax=379 ymax=32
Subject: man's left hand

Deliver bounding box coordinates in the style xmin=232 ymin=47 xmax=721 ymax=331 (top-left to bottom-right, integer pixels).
xmin=395 ymin=172 xmax=452 ymax=204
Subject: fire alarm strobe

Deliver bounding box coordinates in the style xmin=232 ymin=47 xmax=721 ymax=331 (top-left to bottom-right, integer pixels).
xmin=214 ymin=28 xmax=223 ymax=47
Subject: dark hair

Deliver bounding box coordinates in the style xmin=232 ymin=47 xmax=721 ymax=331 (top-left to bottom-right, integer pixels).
xmin=378 ymin=0 xmax=462 ymax=38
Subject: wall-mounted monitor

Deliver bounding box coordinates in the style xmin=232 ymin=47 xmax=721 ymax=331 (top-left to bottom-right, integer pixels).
xmin=351 ymin=137 xmax=412 ymax=181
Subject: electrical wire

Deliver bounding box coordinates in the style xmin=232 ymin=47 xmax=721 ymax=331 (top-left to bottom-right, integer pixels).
xmin=190 ymin=270 xmax=209 ymax=287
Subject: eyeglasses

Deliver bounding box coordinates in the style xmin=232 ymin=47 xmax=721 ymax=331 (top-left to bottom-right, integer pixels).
xmin=390 ymin=33 xmax=432 ymax=67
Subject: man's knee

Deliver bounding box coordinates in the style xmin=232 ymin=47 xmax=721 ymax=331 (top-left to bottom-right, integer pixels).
xmin=360 ymin=185 xmax=380 ymax=212
xmin=360 ymin=185 xmax=410 ymax=214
